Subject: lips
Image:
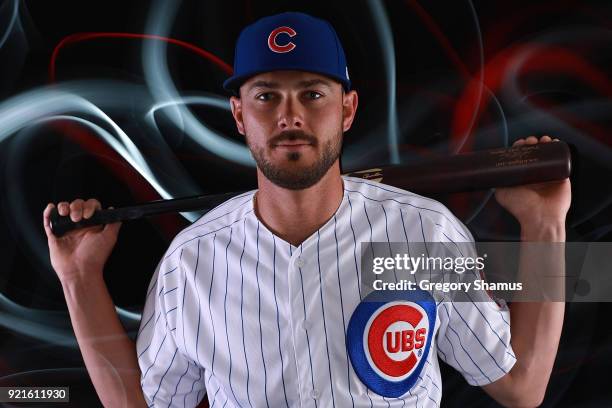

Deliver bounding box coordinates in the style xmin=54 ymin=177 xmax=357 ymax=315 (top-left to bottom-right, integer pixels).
xmin=273 ymin=138 xmax=314 ymax=148
xmin=275 ymin=140 xmax=312 ymax=147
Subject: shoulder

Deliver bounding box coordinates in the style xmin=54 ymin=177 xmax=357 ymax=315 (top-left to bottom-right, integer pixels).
xmin=162 ymin=190 xmax=256 ymax=261
xmin=342 ymin=176 xmax=473 ymax=242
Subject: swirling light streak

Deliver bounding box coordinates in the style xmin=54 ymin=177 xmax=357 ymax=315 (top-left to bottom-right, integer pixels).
xmin=0 ymin=368 xmax=86 ymax=382
xmin=143 ymin=0 xmax=254 ymax=166
xmin=404 ymin=0 xmax=471 ymax=79
xmin=404 ymin=0 xmax=486 ymax=154
xmin=453 ymin=0 xmax=485 ymax=153
xmin=0 ymin=112 xmax=175 ymax=347
xmin=0 ymin=0 xmax=19 ymax=49
xmin=366 ymin=0 xmax=400 ymax=164
xmin=0 ymin=81 xmax=267 ymax=346
xmin=0 ymin=291 xmax=141 ymax=348
xmin=451 ymin=42 xmax=612 ymax=160
xmin=0 ymin=278 xmax=140 ymax=347
xmin=0 ymin=292 xmax=69 ymax=327
xmin=49 ymin=32 xmax=233 ymax=82
xmin=2 ymin=112 xmax=201 ymax=296
xmin=0 ymin=87 xmax=202 ymax=221
xmin=0 ymin=93 xmax=156 ymax=198
xmin=0 ymin=88 xmax=204 ymax=342
xmin=145 ymin=94 xmax=231 ymax=128
xmin=501 ymin=26 xmax=612 ymax=146
xmin=57 ymin=81 xmax=203 ymax=203
xmin=0 ymin=311 xmax=77 ymax=348
xmin=36 ymin=115 xmax=178 ymax=208
xmin=581 ymin=224 xmax=612 ymax=241
xmin=501 ymin=44 xmax=612 ymax=167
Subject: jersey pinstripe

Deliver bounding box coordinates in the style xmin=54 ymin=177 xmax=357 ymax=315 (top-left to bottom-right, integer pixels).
xmin=136 ymin=176 xmax=516 ymax=407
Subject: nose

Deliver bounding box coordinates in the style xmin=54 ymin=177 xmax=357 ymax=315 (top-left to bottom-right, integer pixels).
xmin=277 ymin=95 xmax=304 ymax=130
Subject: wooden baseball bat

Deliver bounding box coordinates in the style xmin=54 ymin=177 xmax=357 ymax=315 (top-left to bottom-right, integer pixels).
xmin=49 ymin=141 xmax=572 ymax=237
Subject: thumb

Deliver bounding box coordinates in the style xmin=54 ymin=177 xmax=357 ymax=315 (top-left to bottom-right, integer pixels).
xmin=43 ymin=203 xmax=59 ymax=242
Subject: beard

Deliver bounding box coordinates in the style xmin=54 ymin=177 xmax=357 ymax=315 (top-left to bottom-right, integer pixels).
xmin=249 ymin=129 xmax=342 ymax=190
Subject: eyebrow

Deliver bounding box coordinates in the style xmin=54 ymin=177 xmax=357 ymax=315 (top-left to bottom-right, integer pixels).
xmin=246 ymin=78 xmax=334 ymax=92
xmin=247 ymin=80 xmax=279 ymax=90
xmin=297 ymin=79 xmax=333 ymax=88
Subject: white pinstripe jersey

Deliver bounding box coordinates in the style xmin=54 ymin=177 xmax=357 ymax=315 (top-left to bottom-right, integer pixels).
xmin=136 ymin=176 xmax=516 ymax=407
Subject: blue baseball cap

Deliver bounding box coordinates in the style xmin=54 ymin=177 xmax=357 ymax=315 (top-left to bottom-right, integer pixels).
xmin=223 ymin=12 xmax=351 ymax=94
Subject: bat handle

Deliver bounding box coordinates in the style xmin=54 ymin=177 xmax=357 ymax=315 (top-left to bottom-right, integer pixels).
xmin=49 ymin=207 xmax=141 ymax=237
xmin=48 ymin=191 xmax=241 ymax=237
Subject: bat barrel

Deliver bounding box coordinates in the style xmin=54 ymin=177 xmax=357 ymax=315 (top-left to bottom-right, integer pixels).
xmin=345 ymin=141 xmax=572 ymax=194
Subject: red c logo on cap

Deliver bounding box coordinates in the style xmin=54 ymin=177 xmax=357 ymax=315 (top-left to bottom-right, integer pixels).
xmin=268 ymin=26 xmax=297 ymax=53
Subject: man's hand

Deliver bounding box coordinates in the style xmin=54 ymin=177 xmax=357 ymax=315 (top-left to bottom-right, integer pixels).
xmin=494 ymin=136 xmax=571 ymax=233
xmin=43 ymin=198 xmax=121 ymax=284
xmin=43 ymin=200 xmax=147 ymax=407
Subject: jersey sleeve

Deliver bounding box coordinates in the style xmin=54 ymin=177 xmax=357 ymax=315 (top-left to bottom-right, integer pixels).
xmin=137 ymin=254 xmax=207 ymax=407
xmin=423 ymin=210 xmax=517 ymax=386
xmin=436 ymin=298 xmax=516 ymax=386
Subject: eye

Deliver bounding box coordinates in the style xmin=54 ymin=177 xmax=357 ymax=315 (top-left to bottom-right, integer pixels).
xmin=305 ymin=91 xmax=323 ymax=100
xmin=255 ymin=92 xmax=274 ymax=101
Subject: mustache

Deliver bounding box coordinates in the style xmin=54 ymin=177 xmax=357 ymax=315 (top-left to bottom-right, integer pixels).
xmin=269 ymin=130 xmax=317 ymax=146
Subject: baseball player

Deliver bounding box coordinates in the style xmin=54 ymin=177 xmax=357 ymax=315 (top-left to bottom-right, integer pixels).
xmin=43 ymin=12 xmax=570 ymax=407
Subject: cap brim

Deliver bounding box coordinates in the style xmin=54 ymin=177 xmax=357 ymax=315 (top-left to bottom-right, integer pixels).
xmin=223 ymin=67 xmax=351 ymax=95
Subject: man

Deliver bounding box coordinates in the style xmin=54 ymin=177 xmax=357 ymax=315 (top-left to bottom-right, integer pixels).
xmin=43 ymin=12 xmax=569 ymax=407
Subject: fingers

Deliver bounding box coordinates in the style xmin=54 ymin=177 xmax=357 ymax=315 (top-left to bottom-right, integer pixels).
xmin=57 ymin=201 xmax=70 ymax=217
xmin=540 ymin=135 xmax=552 ymax=143
xmin=69 ymin=199 xmax=85 ymax=222
xmin=43 ymin=198 xmax=102 ymax=238
xmin=513 ymin=135 xmax=560 ymax=147
xmin=83 ymin=198 xmax=102 ymax=220
xmin=61 ymin=198 xmax=102 ymax=222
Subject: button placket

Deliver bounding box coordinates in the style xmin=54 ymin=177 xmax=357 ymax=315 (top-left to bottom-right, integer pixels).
xmin=288 ymin=249 xmax=317 ymax=406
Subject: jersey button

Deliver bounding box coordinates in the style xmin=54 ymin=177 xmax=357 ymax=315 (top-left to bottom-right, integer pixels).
xmin=296 ymin=257 xmax=306 ymax=268
xmin=303 ymin=320 xmax=312 ymax=331
xmin=310 ymin=389 xmax=319 ymax=400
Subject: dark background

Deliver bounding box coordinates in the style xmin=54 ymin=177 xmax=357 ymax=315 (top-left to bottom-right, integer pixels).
xmin=0 ymin=0 xmax=611 ymax=406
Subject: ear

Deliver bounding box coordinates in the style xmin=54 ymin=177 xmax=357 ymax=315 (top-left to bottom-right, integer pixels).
xmin=342 ymin=90 xmax=359 ymax=132
xmin=230 ymin=95 xmax=245 ymax=135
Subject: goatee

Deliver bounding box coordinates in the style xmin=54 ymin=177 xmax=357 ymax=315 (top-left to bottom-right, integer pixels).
xmin=250 ymin=130 xmax=342 ymax=190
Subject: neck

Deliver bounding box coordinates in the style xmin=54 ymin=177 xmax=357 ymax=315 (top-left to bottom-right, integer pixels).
xmin=254 ymin=162 xmax=344 ymax=246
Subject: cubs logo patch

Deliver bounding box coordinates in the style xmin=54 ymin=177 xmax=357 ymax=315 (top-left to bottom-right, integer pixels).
xmin=347 ymin=290 xmax=436 ymax=397
xmin=268 ymin=26 xmax=296 ymax=53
